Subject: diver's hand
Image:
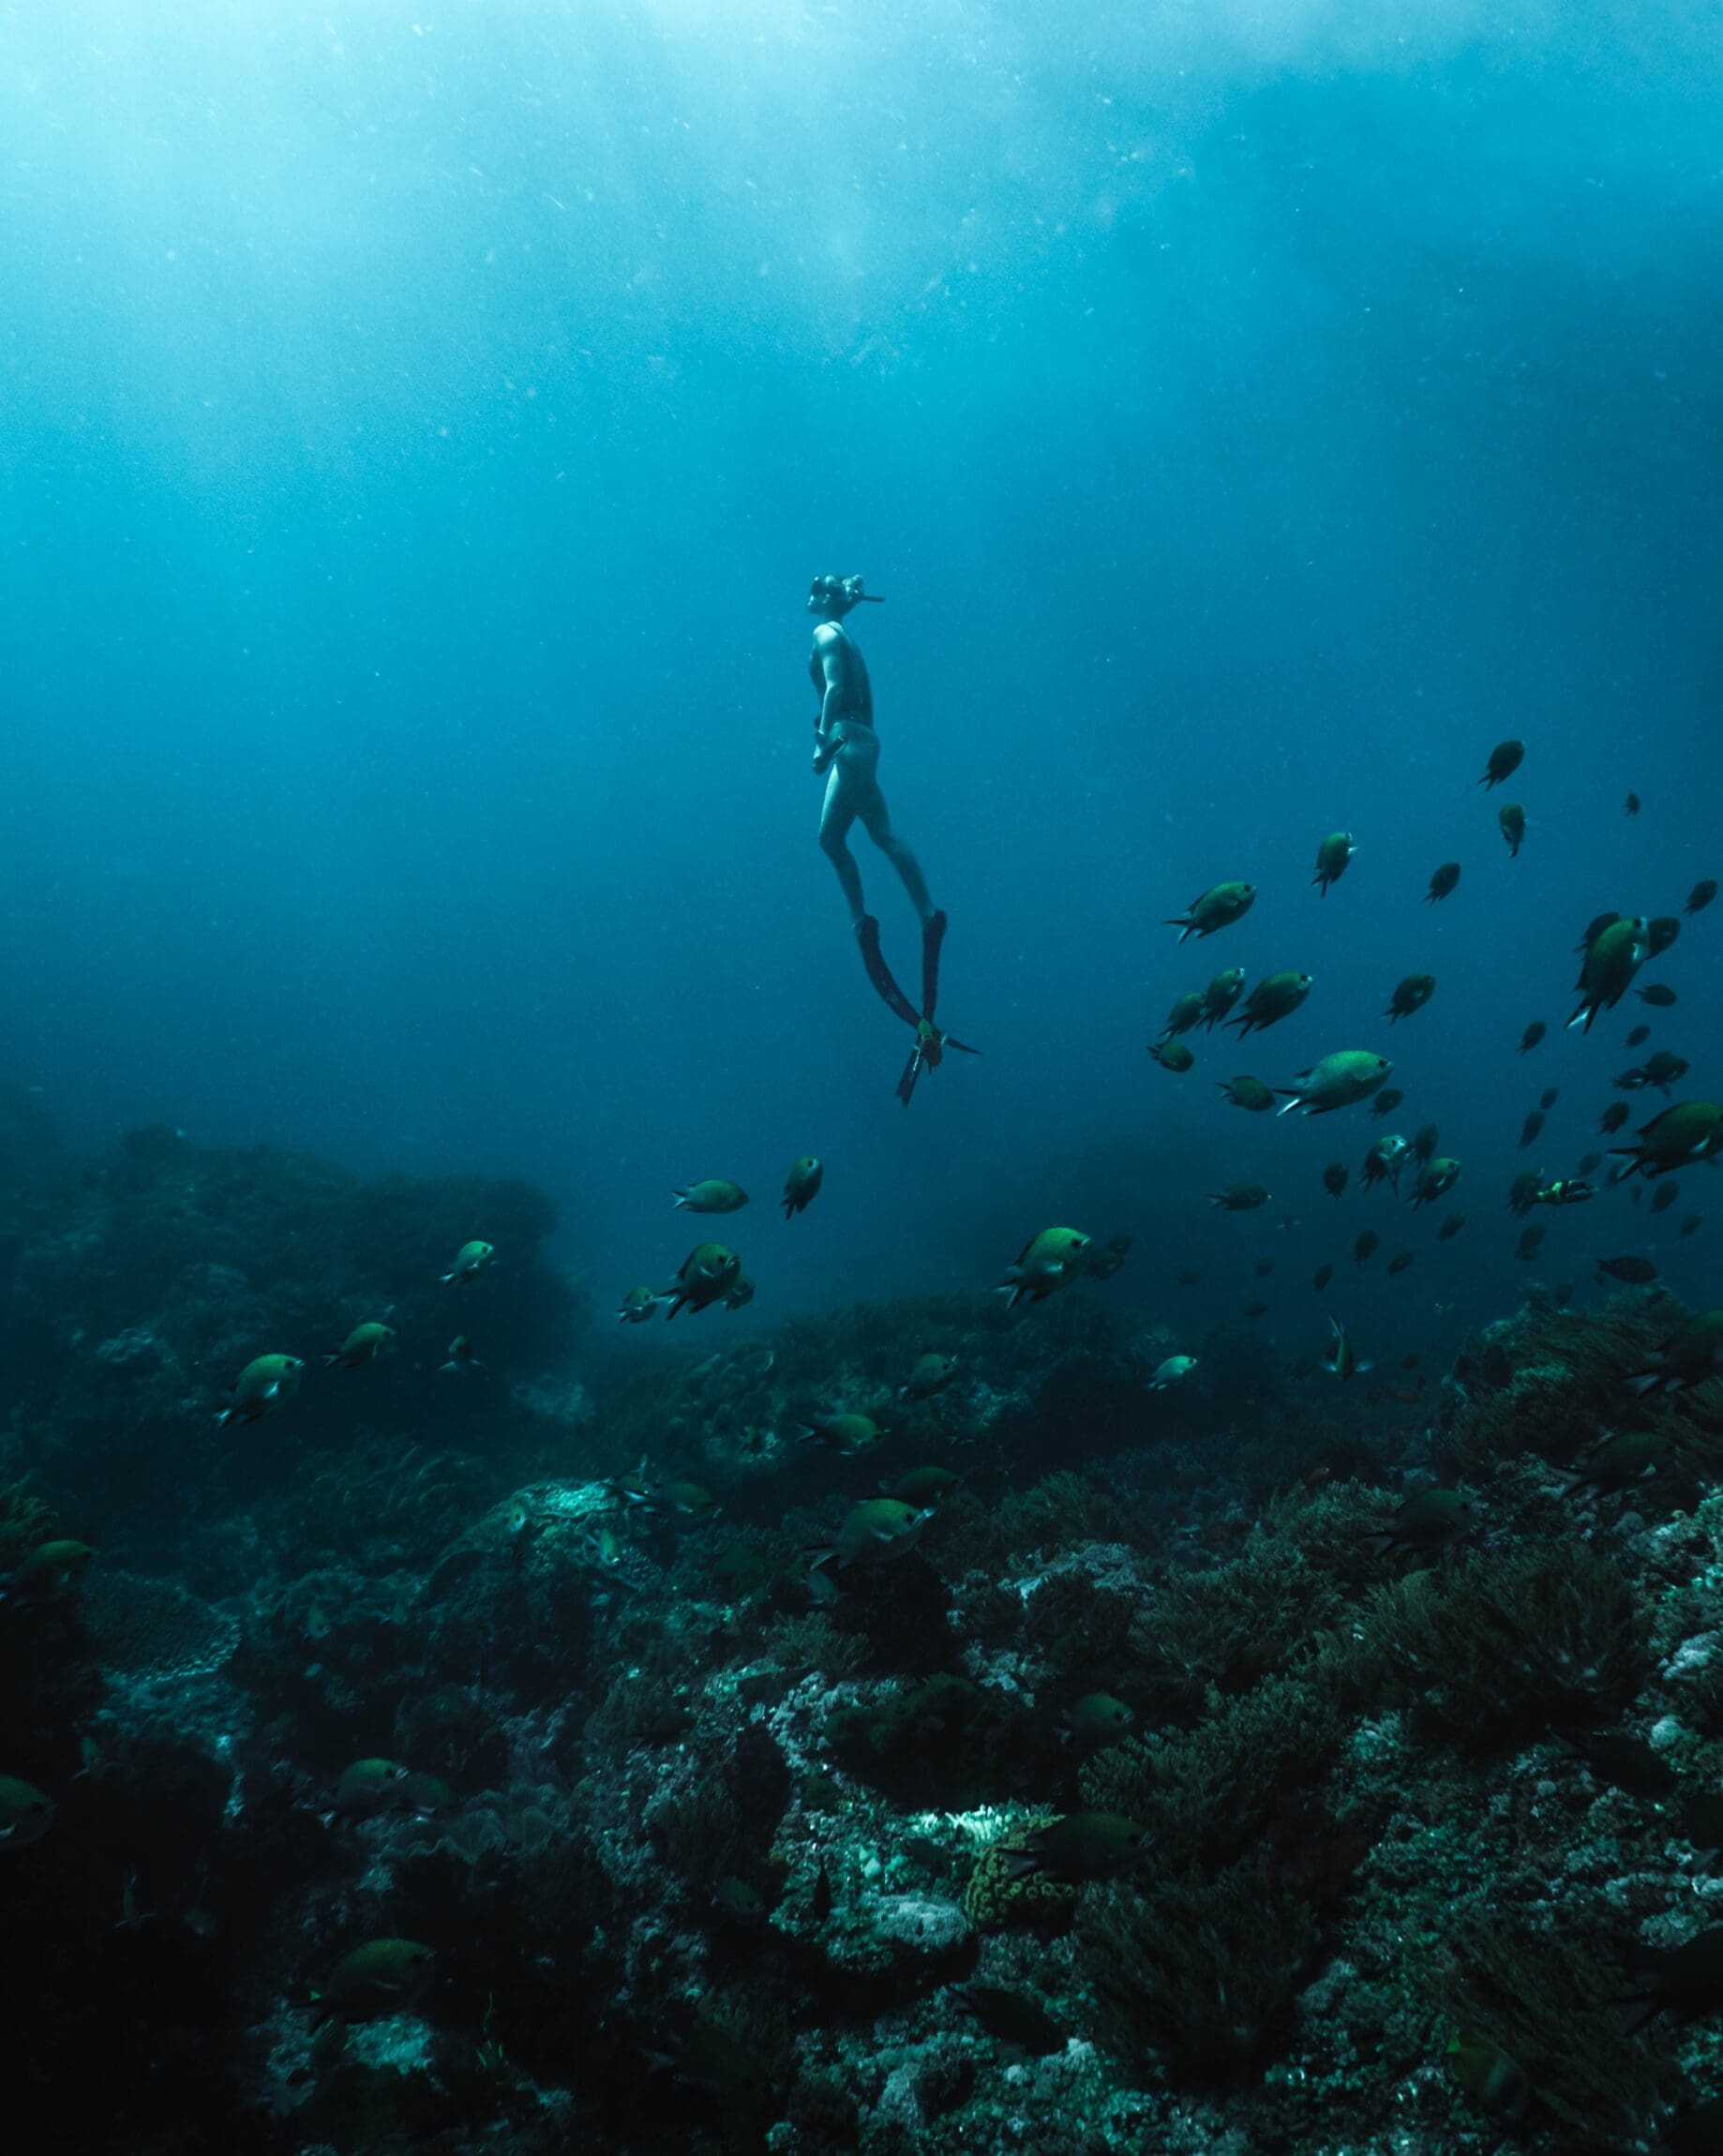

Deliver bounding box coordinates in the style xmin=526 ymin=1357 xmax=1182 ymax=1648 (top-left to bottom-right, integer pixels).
xmin=813 ymin=735 xmax=842 ymax=775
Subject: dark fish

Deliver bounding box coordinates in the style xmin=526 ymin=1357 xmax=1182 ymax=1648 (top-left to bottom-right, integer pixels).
xmin=1365 ymin=1487 xmax=1476 ymax=1557
xmin=1642 ymin=1051 xmax=1690 ymax=1093
xmin=1437 ymin=1212 xmax=1465 ymax=1241
xmin=1624 ymin=791 xmax=1641 ymax=816
xmin=1413 ymin=1123 xmax=1439 ymax=1164
xmin=1577 ymin=909 xmax=1620 ymax=953
xmin=1680 ymin=1212 xmax=1702 ymax=1237
xmin=810 ymin=1860 xmax=832 ymax=1924
xmin=1426 ymin=861 xmax=1461 ymax=903
xmin=1686 ymin=879 xmax=1716 ymax=915
xmin=1506 ymin=1170 xmax=1541 ymax=1217
xmin=1557 ymin=1429 xmax=1671 ymax=1500
xmin=1313 ymin=1263 xmax=1333 ymax=1292
xmin=1566 ymin=1731 xmax=1677 ymax=1801
xmin=1628 ymin=1309 xmax=1723 ymax=1395
xmin=1242 ymin=1298 xmax=1270 ymax=1318
xmin=1518 ymin=1021 xmax=1547 ymax=1054
xmin=1679 ymin=1789 xmax=1723 ymax=1863
xmin=1401 ymin=1352 xmax=1420 ymax=1369
xmin=1516 ymin=1226 xmax=1545 ymax=1259
xmin=1647 ymin=915 xmax=1681 ymax=957
xmin=1478 ymin=739 xmax=1523 ymax=789
xmin=1446 ymin=2026 xmax=1530 ymax=2124
xmin=1666 ymin=2098 xmax=1723 ymax=2156
xmin=1007 ymin=1811 xmax=1150 ymax=1883
xmin=1481 ymin=1343 xmax=1514 ymax=1387
xmin=1355 ymin=1230 xmax=1379 ymax=1266
xmin=1370 ymin=1087 xmax=1405 ymax=1119
xmin=1539 ymin=1087 xmax=1559 ymax=1111
xmin=1650 ymin=1182 xmax=1680 ymax=1215
xmin=1176 ymin=1266 xmax=1201 ymax=1285
xmin=1311 ymin=830 xmax=1356 ymax=896
xmin=1636 ymin=983 xmax=1677 ymax=1007
xmin=1596 ymin=1256 xmax=1657 ymax=1285
xmin=1577 ymin=1152 xmax=1602 ymax=1175
xmin=955 ymin=1984 xmax=1066 ymax=2056
xmin=1519 ymin=1111 xmax=1545 ymax=1149
xmin=1553 ymin=1281 xmax=1574 ymax=1308
xmin=1626 ymin=1025 xmax=1651 ymax=1048
xmin=1498 ymin=801 xmax=1526 ymax=856
xmin=1386 ymin=1251 xmax=1414 ymax=1277
xmin=1322 ymin=1161 xmax=1349 ymax=1200
xmin=1611 ymin=1926 xmax=1723 ymax=2031
xmin=1599 ymin=1101 xmax=1630 ymax=1134
xmin=1385 ymin=973 xmax=1436 ymax=1023
xmin=1255 ymin=1257 xmax=1275 ymax=1278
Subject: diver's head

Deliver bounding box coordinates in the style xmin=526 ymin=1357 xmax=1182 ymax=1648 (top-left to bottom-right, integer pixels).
xmin=807 ymin=574 xmax=884 ymax=620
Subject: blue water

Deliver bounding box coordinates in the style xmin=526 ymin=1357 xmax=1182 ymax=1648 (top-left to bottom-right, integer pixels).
xmin=2 ymin=2 xmax=1719 ymax=1350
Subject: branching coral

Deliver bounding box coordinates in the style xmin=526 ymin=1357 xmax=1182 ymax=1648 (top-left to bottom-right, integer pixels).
xmin=1364 ymin=1545 xmax=1647 ymax=1751
xmin=1080 ymin=1861 xmax=1319 ymax=2087
xmin=826 ymin=1674 xmax=1024 ymax=1807
xmin=974 ymin=1472 xmax=1136 ymax=1565
xmin=1127 ymin=1542 xmax=1348 ymax=1714
xmin=1445 ymin=1297 xmax=1681 ymax=1479
xmin=1082 ymin=1668 xmax=1352 ymax=1872
xmin=1434 ymin=1911 xmax=1677 ymax=2152
xmin=1017 ymin=1561 xmax=1138 ymax=1681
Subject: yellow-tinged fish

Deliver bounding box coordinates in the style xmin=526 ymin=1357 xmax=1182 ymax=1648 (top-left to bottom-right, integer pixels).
xmin=323 ymin=1322 xmax=397 ymax=1370
xmin=673 ymin=1179 xmax=748 ymax=1214
xmin=999 ymin=1227 xmax=1092 ymax=1309
xmin=218 ymin=1353 xmax=304 ymax=1428
xmin=0 ymin=1774 xmax=54 ymax=1850
xmin=664 ymin=1243 xmax=742 ymax=1318
xmin=307 ymin=1939 xmax=437 ymax=2028
xmin=0 ymin=1538 xmax=95 ymax=1605
xmin=782 ymin=1156 xmax=824 ymax=1218
xmin=442 ymin=1238 xmax=495 ymax=1285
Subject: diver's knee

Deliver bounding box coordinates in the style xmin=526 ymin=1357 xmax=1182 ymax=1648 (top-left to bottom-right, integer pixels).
xmin=818 ymin=827 xmax=849 ymax=862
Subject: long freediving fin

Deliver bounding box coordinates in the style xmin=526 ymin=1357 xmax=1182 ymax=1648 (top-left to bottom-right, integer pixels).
xmin=921 ymin=909 xmax=948 ymax=1024
xmin=856 ymin=915 xmax=922 ymax=1029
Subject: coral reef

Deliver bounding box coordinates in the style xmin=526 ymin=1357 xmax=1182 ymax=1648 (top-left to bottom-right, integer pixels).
xmin=8 ymin=1134 xmax=1723 ymax=2153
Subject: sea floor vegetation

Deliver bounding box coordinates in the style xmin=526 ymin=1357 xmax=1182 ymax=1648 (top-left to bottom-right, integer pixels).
xmin=4 ymin=1132 xmax=1723 ymax=2153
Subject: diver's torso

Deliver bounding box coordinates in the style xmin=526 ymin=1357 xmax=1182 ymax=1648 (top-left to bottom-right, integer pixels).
xmin=812 ymin=623 xmax=874 ymax=726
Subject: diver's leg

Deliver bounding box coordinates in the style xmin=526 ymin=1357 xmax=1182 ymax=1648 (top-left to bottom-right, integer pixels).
xmin=857 ymin=787 xmax=936 ymax=926
xmin=817 ymin=765 xmax=867 ymax=927
xmin=821 ymin=752 xmax=920 ymax=1023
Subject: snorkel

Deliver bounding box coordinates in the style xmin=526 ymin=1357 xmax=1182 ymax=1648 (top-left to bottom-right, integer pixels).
xmin=808 ymin=574 xmax=885 ymax=615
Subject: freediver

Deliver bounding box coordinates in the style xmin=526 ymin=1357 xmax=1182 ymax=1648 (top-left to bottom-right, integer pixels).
xmin=806 ymin=573 xmax=974 ymax=1101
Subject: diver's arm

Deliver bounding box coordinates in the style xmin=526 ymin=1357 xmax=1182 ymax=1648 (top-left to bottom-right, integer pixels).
xmin=812 ymin=629 xmax=847 ymax=771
